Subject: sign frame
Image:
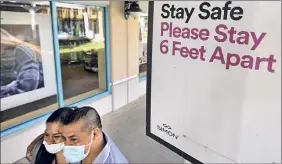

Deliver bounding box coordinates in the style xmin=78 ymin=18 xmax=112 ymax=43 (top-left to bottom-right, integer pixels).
xmin=145 ymin=1 xmax=202 ymax=164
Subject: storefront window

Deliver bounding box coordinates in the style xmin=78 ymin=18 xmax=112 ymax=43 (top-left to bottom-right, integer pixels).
xmin=56 ymin=3 xmax=106 ymax=104
xmin=139 ymin=13 xmax=148 ymax=77
xmin=0 ymin=1 xmax=58 ymax=129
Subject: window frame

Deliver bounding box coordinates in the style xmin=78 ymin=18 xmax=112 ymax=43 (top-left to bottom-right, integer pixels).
xmin=0 ymin=1 xmax=111 ymax=137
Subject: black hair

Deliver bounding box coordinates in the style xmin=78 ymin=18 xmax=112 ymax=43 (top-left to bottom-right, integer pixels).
xmin=46 ymin=107 xmax=75 ymax=124
xmin=63 ymin=106 xmax=102 ymax=132
xmin=35 ymin=107 xmax=75 ymax=164
xmin=34 ymin=144 xmax=54 ymax=164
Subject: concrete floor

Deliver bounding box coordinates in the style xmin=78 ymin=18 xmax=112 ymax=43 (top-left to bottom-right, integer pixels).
xmin=15 ymin=95 xmax=184 ymax=163
xmin=102 ymin=96 xmax=184 ymax=163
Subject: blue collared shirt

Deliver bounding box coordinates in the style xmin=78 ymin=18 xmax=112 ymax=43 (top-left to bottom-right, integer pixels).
xmin=72 ymin=132 xmax=128 ymax=164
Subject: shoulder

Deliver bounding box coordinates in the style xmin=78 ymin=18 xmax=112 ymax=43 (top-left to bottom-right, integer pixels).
xmin=29 ymin=138 xmax=44 ymax=163
xmin=104 ymin=134 xmax=128 ymax=164
xmin=94 ymin=132 xmax=128 ymax=164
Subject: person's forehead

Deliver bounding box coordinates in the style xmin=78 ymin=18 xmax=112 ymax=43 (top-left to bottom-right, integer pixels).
xmin=62 ymin=120 xmax=86 ymax=136
xmin=46 ymin=122 xmax=61 ymax=133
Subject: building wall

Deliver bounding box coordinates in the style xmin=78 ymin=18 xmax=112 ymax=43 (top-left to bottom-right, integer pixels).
xmin=127 ymin=19 xmax=139 ymax=77
xmin=109 ymin=1 xmax=128 ymax=82
xmin=109 ymin=1 xmax=140 ymax=81
xmin=109 ymin=1 xmax=142 ymax=110
xmin=0 ymin=1 xmax=146 ymax=163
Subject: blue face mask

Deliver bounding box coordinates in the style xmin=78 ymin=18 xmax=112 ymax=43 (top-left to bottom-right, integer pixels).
xmin=63 ymin=133 xmax=94 ymax=163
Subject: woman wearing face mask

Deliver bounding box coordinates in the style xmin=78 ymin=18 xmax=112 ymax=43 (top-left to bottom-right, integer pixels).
xmin=26 ymin=107 xmax=75 ymax=164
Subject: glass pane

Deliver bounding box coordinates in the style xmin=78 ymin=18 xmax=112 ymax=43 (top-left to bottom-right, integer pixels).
xmin=0 ymin=1 xmax=58 ymax=129
xmin=56 ymin=3 xmax=106 ymax=104
xmin=139 ymin=13 xmax=148 ymax=76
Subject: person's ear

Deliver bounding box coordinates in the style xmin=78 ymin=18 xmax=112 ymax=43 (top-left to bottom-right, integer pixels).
xmin=93 ymin=128 xmax=100 ymax=138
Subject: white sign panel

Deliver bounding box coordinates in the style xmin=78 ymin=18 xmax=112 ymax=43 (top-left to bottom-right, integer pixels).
xmin=146 ymin=1 xmax=281 ymax=163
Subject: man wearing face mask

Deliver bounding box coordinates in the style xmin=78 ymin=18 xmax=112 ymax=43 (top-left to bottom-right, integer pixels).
xmin=61 ymin=106 xmax=128 ymax=164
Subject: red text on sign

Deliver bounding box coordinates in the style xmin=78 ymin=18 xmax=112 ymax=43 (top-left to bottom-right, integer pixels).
xmin=210 ymin=46 xmax=277 ymax=72
xmin=161 ymin=22 xmax=210 ymax=41
xmin=214 ymin=24 xmax=266 ymax=50
xmin=172 ymin=41 xmax=206 ymax=61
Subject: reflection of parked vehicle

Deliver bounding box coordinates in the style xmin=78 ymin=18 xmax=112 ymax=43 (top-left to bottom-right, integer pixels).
xmin=84 ymin=50 xmax=98 ymax=72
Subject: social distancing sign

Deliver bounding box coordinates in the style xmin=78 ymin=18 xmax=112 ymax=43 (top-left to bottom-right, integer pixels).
xmin=146 ymin=1 xmax=281 ymax=163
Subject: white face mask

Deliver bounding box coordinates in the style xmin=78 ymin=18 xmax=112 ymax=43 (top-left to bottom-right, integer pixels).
xmin=63 ymin=132 xmax=94 ymax=163
xmin=43 ymin=141 xmax=65 ymax=154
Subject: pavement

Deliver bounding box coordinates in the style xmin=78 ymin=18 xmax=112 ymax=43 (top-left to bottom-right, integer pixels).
xmin=15 ymin=95 xmax=184 ymax=163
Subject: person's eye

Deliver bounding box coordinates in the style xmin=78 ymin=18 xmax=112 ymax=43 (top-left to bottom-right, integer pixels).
xmin=53 ymin=136 xmax=61 ymax=139
xmin=70 ymin=138 xmax=77 ymax=142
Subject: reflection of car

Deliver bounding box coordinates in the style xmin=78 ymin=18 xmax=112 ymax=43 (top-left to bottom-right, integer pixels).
xmin=84 ymin=50 xmax=98 ymax=72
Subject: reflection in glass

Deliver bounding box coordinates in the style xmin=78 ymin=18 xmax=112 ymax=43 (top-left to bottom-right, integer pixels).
xmin=0 ymin=1 xmax=58 ymax=129
xmin=56 ymin=4 xmax=106 ymax=102
xmin=139 ymin=13 xmax=148 ymax=76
